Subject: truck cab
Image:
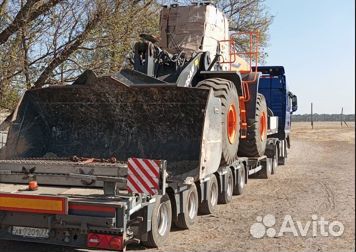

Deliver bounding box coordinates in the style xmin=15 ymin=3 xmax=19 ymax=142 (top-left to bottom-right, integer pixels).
xmin=257 ymin=66 xmax=298 ymax=163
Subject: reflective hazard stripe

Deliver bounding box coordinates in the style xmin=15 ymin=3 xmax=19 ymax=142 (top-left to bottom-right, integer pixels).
xmin=127 ymin=158 xmax=160 ymax=195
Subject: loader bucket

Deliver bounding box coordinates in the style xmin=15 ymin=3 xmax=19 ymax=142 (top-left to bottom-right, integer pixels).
xmin=4 ymin=71 xmax=217 ymax=180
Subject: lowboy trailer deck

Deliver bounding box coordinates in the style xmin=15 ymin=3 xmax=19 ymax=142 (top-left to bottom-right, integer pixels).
xmin=0 ymin=153 xmax=273 ymax=251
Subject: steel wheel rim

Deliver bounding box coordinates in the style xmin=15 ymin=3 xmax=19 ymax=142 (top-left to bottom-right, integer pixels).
xmin=227 ymin=104 xmax=237 ymax=144
xmin=188 ymin=190 xmax=197 ymax=219
xmin=268 ymin=160 xmax=272 ymax=174
xmin=157 ymin=203 xmax=169 ymax=236
xmin=210 ymin=181 xmax=218 ymax=207
xmin=227 ymin=174 xmax=233 ymax=198
xmin=259 ymin=111 xmax=267 ymax=141
xmin=239 ymin=168 xmax=245 ymax=189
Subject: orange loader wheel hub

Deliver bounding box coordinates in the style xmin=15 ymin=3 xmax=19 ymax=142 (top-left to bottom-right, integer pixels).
xmin=227 ymin=104 xmax=237 ymax=144
xmin=259 ymin=111 xmax=267 ymax=141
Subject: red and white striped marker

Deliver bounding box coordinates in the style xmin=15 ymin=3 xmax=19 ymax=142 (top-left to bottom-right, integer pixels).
xmin=127 ymin=158 xmax=160 ymax=195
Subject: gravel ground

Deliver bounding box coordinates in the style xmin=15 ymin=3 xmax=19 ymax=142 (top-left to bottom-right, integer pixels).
xmin=0 ymin=122 xmax=354 ymax=252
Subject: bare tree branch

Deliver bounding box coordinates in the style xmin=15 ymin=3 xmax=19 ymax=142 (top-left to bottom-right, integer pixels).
xmin=0 ymin=0 xmax=9 ymax=16
xmin=33 ymin=10 xmax=103 ymax=88
xmin=0 ymin=0 xmax=62 ymax=45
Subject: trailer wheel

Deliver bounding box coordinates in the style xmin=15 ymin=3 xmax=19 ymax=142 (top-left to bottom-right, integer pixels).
xmin=233 ymin=166 xmax=245 ymax=195
xmin=272 ymin=145 xmax=278 ymax=174
xmin=198 ymin=174 xmax=219 ymax=214
xmin=218 ymin=168 xmax=234 ymax=204
xmin=142 ymin=194 xmax=172 ymax=248
xmin=197 ymin=78 xmax=240 ymax=165
xmin=257 ymin=158 xmax=272 ymax=179
xmin=278 ymin=140 xmax=287 ymax=165
xmin=174 ymin=183 xmax=199 ymax=229
xmin=238 ymin=93 xmax=267 ymax=157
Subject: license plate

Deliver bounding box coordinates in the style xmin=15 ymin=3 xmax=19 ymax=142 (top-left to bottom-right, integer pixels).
xmin=12 ymin=226 xmax=49 ymax=239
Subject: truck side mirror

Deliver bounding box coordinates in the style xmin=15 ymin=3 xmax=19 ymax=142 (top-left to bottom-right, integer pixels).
xmin=291 ymin=95 xmax=298 ymax=113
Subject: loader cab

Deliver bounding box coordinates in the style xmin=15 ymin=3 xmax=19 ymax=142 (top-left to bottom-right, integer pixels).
xmin=132 ymin=3 xmax=231 ymax=82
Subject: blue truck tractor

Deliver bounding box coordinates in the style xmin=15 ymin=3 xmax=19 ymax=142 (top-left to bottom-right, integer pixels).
xmin=258 ymin=66 xmax=298 ymax=166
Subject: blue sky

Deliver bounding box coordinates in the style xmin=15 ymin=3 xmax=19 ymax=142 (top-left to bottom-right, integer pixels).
xmin=264 ymin=0 xmax=355 ymax=114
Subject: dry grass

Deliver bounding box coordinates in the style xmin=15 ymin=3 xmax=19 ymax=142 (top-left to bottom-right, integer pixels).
xmin=292 ymin=121 xmax=355 ymax=144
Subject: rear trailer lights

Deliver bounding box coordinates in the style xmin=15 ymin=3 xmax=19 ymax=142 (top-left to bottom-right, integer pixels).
xmin=87 ymin=233 xmax=123 ymax=251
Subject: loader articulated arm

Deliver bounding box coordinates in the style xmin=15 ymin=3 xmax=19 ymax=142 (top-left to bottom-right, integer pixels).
xmin=132 ymin=38 xmax=211 ymax=87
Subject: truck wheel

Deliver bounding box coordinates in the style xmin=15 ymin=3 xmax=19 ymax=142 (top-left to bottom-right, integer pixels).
xmin=278 ymin=140 xmax=287 ymax=165
xmin=174 ymin=184 xmax=199 ymax=229
xmin=197 ymin=78 xmax=240 ymax=165
xmin=278 ymin=156 xmax=286 ymax=165
xmin=272 ymin=145 xmax=278 ymax=174
xmin=198 ymin=174 xmax=219 ymax=215
xmin=218 ymin=168 xmax=233 ymax=204
xmin=238 ymin=93 xmax=267 ymax=157
xmin=142 ymin=194 xmax=172 ymax=248
xmin=233 ymin=166 xmax=245 ymax=195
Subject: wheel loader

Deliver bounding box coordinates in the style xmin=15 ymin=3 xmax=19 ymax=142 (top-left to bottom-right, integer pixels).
xmin=0 ymin=2 xmax=297 ymax=251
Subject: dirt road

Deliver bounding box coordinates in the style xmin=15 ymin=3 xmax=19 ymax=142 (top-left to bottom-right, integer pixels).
xmin=0 ymin=122 xmax=354 ymax=252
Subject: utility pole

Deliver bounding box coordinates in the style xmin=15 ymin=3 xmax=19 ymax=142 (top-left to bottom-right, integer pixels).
xmin=311 ymin=102 xmax=313 ymax=129
xmin=341 ymin=107 xmax=343 ymax=127
xmin=341 ymin=107 xmax=349 ymax=127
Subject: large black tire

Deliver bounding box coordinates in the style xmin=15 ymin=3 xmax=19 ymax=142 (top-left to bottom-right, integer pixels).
xmin=238 ymin=93 xmax=268 ymax=157
xmin=142 ymin=195 xmax=172 ymax=248
xmin=197 ymin=78 xmax=240 ymax=165
xmin=198 ymin=174 xmax=219 ymax=215
xmin=174 ymin=183 xmax=199 ymax=229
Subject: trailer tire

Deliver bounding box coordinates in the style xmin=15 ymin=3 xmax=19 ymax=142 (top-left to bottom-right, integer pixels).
xmin=279 ymin=156 xmax=286 ymax=165
xmin=278 ymin=140 xmax=287 ymax=165
xmin=238 ymin=93 xmax=267 ymax=157
xmin=218 ymin=168 xmax=234 ymax=204
xmin=142 ymin=194 xmax=172 ymax=248
xmin=197 ymin=78 xmax=240 ymax=165
xmin=198 ymin=174 xmax=219 ymax=215
xmin=233 ymin=166 xmax=245 ymax=195
xmin=174 ymin=184 xmax=199 ymax=229
xmin=272 ymin=145 xmax=278 ymax=174
xmin=257 ymin=158 xmax=272 ymax=179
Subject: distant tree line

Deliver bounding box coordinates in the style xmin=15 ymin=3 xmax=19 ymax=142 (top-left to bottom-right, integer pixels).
xmin=292 ymin=114 xmax=355 ymax=122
